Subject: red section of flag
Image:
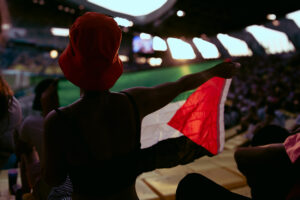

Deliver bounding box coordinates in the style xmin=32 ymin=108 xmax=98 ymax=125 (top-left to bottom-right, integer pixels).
xmin=168 ymin=77 xmax=226 ymax=155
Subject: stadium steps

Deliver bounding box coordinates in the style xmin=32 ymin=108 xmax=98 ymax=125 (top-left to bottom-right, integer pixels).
xmin=134 ymin=125 xmax=251 ymax=200
xmin=138 ymin=149 xmax=249 ymax=200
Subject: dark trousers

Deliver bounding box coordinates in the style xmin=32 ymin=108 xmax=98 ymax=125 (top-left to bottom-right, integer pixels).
xmin=176 ymin=173 xmax=251 ymax=200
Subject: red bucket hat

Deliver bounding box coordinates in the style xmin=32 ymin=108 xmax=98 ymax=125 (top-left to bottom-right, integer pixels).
xmin=59 ymin=12 xmax=123 ymax=91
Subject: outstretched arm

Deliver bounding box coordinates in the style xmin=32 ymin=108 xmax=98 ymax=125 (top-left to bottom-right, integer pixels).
xmin=123 ymin=62 xmax=239 ymax=119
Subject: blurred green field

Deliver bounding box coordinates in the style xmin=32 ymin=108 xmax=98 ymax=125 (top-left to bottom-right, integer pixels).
xmin=37 ymin=60 xmax=222 ymax=106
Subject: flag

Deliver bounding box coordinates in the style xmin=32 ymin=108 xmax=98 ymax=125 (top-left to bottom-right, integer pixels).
xmin=140 ymin=77 xmax=231 ymax=155
xmin=168 ymin=77 xmax=231 ymax=155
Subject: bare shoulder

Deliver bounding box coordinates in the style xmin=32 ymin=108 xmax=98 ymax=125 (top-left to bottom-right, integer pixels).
xmin=122 ymin=86 xmax=152 ymax=98
xmin=120 ymin=87 xmax=155 ymax=107
xmin=43 ymin=109 xmax=66 ymax=137
xmin=110 ymin=91 xmax=139 ymax=105
xmin=44 ymin=109 xmax=59 ymax=127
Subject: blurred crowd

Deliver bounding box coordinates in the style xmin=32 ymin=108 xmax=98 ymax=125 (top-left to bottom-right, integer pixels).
xmin=224 ymin=54 xmax=300 ymax=133
xmin=0 ymin=42 xmax=61 ymax=75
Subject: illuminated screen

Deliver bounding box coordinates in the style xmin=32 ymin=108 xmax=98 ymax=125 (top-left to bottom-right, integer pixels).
xmin=132 ymin=35 xmax=154 ymax=54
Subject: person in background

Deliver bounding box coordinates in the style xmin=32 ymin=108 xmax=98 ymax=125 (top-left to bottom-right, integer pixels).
xmin=245 ymin=103 xmax=285 ymax=141
xmin=18 ymin=78 xmax=73 ymax=200
xmin=235 ymin=132 xmax=300 ymax=200
xmin=19 ymin=79 xmax=57 ymax=159
xmin=175 ymin=130 xmax=300 ymax=200
xmin=0 ymin=72 xmax=22 ymax=197
xmin=17 ymin=78 xmax=58 ymax=199
xmin=237 ymin=106 xmax=259 ymax=135
xmin=42 ymin=12 xmax=239 ymax=200
xmin=0 ymin=72 xmax=22 ymax=167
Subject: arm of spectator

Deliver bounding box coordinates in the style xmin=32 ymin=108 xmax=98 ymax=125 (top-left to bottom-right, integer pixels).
xmin=42 ymin=111 xmax=67 ymax=186
xmin=123 ymin=62 xmax=240 ymax=119
xmin=16 ymin=119 xmax=34 ymax=157
xmin=20 ymin=155 xmax=31 ymax=194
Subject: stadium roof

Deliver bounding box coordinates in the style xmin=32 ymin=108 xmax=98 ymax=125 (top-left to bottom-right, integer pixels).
xmin=6 ymin=0 xmax=300 ymax=38
xmin=53 ymin=0 xmax=300 ymax=37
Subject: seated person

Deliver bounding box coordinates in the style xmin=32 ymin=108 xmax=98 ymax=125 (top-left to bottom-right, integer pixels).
xmin=0 ymin=74 xmax=22 ymax=168
xmin=175 ymin=132 xmax=300 ymax=200
xmin=237 ymin=106 xmax=259 ymax=135
xmin=0 ymin=74 xmax=22 ymax=196
xmin=245 ymin=104 xmax=285 ymax=141
xmin=18 ymin=78 xmax=60 ymax=199
xmin=235 ymin=132 xmax=300 ymax=200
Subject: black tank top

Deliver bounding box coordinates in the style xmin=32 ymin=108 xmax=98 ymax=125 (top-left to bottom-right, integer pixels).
xmin=55 ymin=91 xmax=142 ymax=197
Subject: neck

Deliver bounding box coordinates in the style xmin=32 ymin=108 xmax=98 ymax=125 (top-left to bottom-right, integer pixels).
xmin=81 ymin=90 xmax=110 ymax=98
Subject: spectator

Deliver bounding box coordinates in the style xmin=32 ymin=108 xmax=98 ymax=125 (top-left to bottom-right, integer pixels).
xmin=175 ymin=131 xmax=300 ymax=200
xmin=0 ymin=72 xmax=22 ymax=168
xmin=42 ymin=12 xmax=239 ymax=200
xmin=235 ymin=132 xmax=300 ymax=200
xmin=17 ymin=78 xmax=58 ymax=199
xmin=0 ymin=72 xmax=22 ymax=197
xmin=237 ymin=106 xmax=259 ymax=135
xmin=245 ymin=103 xmax=286 ymax=141
xmin=17 ymin=78 xmax=73 ymax=200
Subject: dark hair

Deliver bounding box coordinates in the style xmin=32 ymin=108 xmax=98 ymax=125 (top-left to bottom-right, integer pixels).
xmin=251 ymin=125 xmax=290 ymax=146
xmin=32 ymin=78 xmax=56 ymax=111
xmin=0 ymin=74 xmax=13 ymax=122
